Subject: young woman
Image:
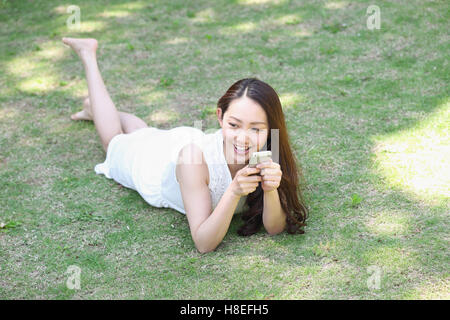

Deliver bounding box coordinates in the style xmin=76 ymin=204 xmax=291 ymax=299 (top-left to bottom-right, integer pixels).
xmin=63 ymin=37 xmax=308 ymax=253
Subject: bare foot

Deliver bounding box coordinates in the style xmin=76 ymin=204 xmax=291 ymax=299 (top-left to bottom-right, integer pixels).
xmin=62 ymin=37 xmax=98 ymax=60
xmin=71 ymin=98 xmax=93 ymax=121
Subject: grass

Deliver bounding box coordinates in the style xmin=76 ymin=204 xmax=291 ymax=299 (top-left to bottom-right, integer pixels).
xmin=0 ymin=0 xmax=449 ymax=299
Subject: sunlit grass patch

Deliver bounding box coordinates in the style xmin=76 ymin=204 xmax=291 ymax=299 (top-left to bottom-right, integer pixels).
xmin=219 ymin=21 xmax=258 ymax=35
xmin=19 ymin=75 xmax=59 ymax=94
xmin=237 ymin=0 xmax=287 ymax=5
xmin=404 ymin=278 xmax=450 ymax=299
xmin=324 ymin=1 xmax=348 ymax=10
xmin=0 ymin=107 xmax=19 ymax=121
xmin=98 ymin=10 xmax=131 ymax=18
xmin=190 ymin=8 xmax=216 ymax=24
xmin=366 ymin=210 xmax=410 ymax=237
xmin=35 ymin=42 xmax=67 ymax=61
xmin=0 ymin=0 xmax=448 ymax=300
xmin=372 ymin=99 xmax=450 ymax=205
xmin=362 ymin=245 xmax=414 ymax=273
xmin=164 ymin=37 xmax=191 ymax=45
xmin=148 ymin=108 xmax=179 ymax=125
xmin=276 ymin=14 xmax=302 ymax=26
xmin=280 ymin=92 xmax=306 ymax=110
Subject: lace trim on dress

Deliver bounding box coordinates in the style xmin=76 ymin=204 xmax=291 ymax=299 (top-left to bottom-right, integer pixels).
xmin=197 ymin=129 xmax=230 ymax=210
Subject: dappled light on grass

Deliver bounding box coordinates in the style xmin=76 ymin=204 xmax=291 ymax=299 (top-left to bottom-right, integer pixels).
xmin=1 ymin=0 xmax=448 ymax=300
xmin=279 ymin=92 xmax=306 ymax=110
xmin=362 ymin=245 xmax=414 ymax=272
xmin=164 ymin=37 xmax=191 ymax=45
xmin=70 ymin=20 xmax=106 ymax=33
xmin=366 ymin=210 xmax=410 ymax=237
xmin=190 ymin=8 xmax=216 ymax=24
xmin=406 ymin=278 xmax=450 ymax=299
xmin=139 ymin=90 xmax=168 ymax=105
xmin=372 ymin=99 xmax=450 ymax=206
xmin=7 ymin=55 xmax=36 ymax=78
xmin=35 ymin=43 xmax=66 ymax=61
xmin=292 ymin=29 xmax=313 ymax=38
xmin=218 ymin=14 xmax=302 ymax=37
xmin=275 ymin=14 xmax=302 ymax=26
xmin=237 ymin=0 xmax=287 ymax=5
xmin=149 ymin=109 xmax=178 ymax=125
xmin=98 ymin=10 xmax=131 ymax=18
xmin=0 ymin=107 xmax=19 ymax=121
xmin=6 ymin=41 xmax=69 ymax=94
xmin=47 ymin=117 xmax=87 ymax=136
xmin=219 ymin=22 xmax=258 ymax=36
xmin=324 ymin=1 xmax=349 ymax=10
xmin=108 ymin=1 xmax=147 ymax=11
xmin=19 ymin=75 xmax=59 ymax=94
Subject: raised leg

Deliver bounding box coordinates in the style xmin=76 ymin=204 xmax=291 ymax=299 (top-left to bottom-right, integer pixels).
xmin=63 ymin=37 xmax=123 ymax=152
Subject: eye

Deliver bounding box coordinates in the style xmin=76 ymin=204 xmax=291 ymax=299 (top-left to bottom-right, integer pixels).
xmin=229 ymin=123 xmax=237 ymax=128
xmin=252 ymin=128 xmax=260 ymax=132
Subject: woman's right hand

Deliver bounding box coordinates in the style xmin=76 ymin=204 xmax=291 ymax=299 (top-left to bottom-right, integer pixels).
xmin=231 ymin=166 xmax=262 ymax=197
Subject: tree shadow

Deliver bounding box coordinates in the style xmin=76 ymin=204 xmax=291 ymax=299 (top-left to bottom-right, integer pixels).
xmin=0 ymin=0 xmax=448 ymax=299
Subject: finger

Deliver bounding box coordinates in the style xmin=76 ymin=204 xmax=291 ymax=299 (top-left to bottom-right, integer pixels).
xmin=260 ymin=169 xmax=281 ymax=176
xmin=240 ymin=183 xmax=259 ymax=191
xmin=262 ymin=180 xmax=279 ymax=187
xmin=261 ymin=175 xmax=280 ymax=182
xmin=244 ymin=167 xmax=261 ymax=176
xmin=256 ymin=161 xmax=279 ymax=170
xmin=256 ymin=162 xmax=272 ymax=169
xmin=243 ymin=175 xmax=262 ymax=182
xmin=240 ymin=177 xmax=261 ymax=185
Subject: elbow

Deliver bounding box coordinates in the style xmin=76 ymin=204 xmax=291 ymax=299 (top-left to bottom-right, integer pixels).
xmin=195 ymin=242 xmax=217 ymax=254
xmin=264 ymin=219 xmax=286 ymax=236
xmin=197 ymin=247 xmax=213 ymax=254
xmin=193 ymin=234 xmax=218 ymax=254
xmin=192 ymin=225 xmax=220 ymax=254
xmin=267 ymin=229 xmax=284 ymax=236
xmin=265 ymin=224 xmax=285 ymax=236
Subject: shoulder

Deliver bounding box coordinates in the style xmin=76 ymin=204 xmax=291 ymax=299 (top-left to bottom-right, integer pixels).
xmin=176 ymin=143 xmax=210 ymax=186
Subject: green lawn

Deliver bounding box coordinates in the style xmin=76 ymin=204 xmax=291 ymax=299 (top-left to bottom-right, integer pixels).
xmin=0 ymin=0 xmax=448 ymax=299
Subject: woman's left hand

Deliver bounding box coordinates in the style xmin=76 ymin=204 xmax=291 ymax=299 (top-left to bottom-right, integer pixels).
xmin=256 ymin=158 xmax=282 ymax=193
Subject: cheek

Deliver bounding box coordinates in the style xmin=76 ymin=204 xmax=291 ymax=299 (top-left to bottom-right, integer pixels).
xmin=256 ymin=132 xmax=269 ymax=150
xmin=222 ymin=131 xmax=236 ymax=153
xmin=223 ymin=130 xmax=235 ymax=143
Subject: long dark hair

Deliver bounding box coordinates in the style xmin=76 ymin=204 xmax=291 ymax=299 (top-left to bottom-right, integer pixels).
xmin=217 ymin=78 xmax=308 ymax=236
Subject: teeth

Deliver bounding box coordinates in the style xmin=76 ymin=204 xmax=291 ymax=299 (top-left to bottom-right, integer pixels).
xmin=235 ymin=145 xmax=249 ymax=151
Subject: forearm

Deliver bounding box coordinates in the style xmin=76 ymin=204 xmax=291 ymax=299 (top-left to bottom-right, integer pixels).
xmin=263 ymin=189 xmax=286 ymax=235
xmin=195 ymin=185 xmax=241 ymax=253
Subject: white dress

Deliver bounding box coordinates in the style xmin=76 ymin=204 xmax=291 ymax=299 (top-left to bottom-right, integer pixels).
xmin=94 ymin=126 xmax=249 ymax=215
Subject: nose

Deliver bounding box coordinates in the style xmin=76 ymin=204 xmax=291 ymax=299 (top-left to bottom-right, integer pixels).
xmin=235 ymin=128 xmax=250 ymax=145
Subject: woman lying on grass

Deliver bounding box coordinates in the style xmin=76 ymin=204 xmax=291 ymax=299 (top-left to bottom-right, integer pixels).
xmin=63 ymin=37 xmax=308 ymax=253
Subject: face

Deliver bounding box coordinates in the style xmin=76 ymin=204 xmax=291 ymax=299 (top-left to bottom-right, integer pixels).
xmin=217 ymin=96 xmax=269 ymax=166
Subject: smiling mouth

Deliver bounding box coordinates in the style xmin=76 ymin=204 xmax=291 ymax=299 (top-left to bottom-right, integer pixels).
xmin=234 ymin=144 xmax=250 ymax=155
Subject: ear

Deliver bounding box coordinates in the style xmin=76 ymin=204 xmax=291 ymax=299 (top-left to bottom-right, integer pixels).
xmin=216 ymin=108 xmax=223 ymax=127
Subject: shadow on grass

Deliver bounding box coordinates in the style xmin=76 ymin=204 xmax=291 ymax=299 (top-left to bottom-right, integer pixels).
xmin=0 ymin=0 xmax=448 ymax=299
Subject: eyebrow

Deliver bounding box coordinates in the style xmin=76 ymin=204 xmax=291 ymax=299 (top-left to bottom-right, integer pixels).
xmin=229 ymin=116 xmax=267 ymax=126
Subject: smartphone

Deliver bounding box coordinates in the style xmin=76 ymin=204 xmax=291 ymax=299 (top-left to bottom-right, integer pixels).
xmin=248 ymin=151 xmax=272 ymax=168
